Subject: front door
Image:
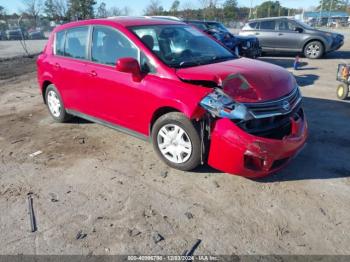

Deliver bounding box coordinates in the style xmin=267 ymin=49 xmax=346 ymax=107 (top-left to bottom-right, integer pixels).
xmin=276 ymin=20 xmax=304 ymax=52
xmin=85 ymin=26 xmax=148 ymax=133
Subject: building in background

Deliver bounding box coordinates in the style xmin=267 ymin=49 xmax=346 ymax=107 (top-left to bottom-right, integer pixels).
xmin=295 ymin=11 xmax=349 ymax=27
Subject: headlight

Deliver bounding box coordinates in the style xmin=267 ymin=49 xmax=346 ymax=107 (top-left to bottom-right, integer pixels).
xmin=200 ymin=89 xmax=254 ymax=121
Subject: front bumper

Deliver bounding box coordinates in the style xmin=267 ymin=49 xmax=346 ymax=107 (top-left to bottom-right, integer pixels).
xmin=328 ymin=36 xmax=344 ymax=52
xmin=207 ymin=114 xmax=308 ymax=178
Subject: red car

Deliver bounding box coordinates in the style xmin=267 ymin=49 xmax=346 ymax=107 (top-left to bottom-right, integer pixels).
xmin=37 ymin=17 xmax=307 ymax=178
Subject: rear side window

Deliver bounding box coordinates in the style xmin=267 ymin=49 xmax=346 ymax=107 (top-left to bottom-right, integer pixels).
xmin=91 ymin=26 xmax=138 ymax=66
xmin=260 ymin=20 xmax=276 ymax=30
xmin=55 ymin=31 xmax=65 ymax=55
xmin=64 ymin=27 xmax=89 ymax=59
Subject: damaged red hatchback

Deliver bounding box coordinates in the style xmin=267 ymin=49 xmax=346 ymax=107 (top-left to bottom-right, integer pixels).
xmin=37 ymin=17 xmax=307 ymax=178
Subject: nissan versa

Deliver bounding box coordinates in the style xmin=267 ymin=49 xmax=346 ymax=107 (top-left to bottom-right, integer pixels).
xmin=37 ymin=17 xmax=308 ymax=178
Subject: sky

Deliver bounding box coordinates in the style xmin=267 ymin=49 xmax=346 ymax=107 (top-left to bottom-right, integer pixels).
xmin=0 ymin=0 xmax=321 ymax=15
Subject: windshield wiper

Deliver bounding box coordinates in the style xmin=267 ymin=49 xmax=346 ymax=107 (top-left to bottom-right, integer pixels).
xmin=177 ymin=60 xmax=202 ymax=68
xmin=211 ymin=56 xmax=235 ymax=62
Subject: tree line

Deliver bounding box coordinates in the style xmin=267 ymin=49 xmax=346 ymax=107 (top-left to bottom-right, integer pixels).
xmin=0 ymin=0 xmax=348 ymax=27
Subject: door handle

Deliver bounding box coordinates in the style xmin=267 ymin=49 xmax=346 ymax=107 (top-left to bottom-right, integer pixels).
xmin=255 ymin=32 xmax=260 ymax=35
xmin=278 ymin=33 xmax=284 ymax=36
xmin=89 ymin=70 xmax=97 ymax=77
xmin=54 ymin=63 xmax=60 ymax=69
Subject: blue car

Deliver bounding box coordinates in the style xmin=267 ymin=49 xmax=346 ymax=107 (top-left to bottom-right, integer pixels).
xmin=184 ymin=20 xmax=261 ymax=58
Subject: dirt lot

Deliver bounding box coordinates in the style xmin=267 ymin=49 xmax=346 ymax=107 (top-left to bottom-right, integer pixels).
xmin=0 ymin=38 xmax=350 ymax=256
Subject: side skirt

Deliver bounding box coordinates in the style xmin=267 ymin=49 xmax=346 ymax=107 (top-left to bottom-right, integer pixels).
xmin=66 ymin=109 xmax=149 ymax=142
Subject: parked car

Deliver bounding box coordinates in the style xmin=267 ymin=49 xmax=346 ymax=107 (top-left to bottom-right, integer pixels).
xmin=5 ymin=28 xmax=27 ymax=40
xmin=184 ymin=20 xmax=261 ymax=58
xmin=0 ymin=31 xmax=4 ymax=40
xmin=28 ymin=29 xmax=45 ymax=39
xmin=240 ymin=17 xmax=344 ymax=59
xmin=37 ymin=17 xmax=307 ymax=178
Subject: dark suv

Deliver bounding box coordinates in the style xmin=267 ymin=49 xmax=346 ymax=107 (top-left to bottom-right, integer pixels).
xmin=185 ymin=20 xmax=261 ymax=58
xmin=240 ymin=17 xmax=344 ymax=59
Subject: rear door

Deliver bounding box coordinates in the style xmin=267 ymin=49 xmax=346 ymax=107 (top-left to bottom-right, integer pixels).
xmin=255 ymin=20 xmax=278 ymax=52
xmin=51 ymin=26 xmax=91 ymax=114
xmin=275 ymin=20 xmax=304 ymax=51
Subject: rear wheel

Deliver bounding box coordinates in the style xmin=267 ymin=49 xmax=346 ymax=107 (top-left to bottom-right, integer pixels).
xmin=336 ymin=84 xmax=349 ymax=100
xmin=45 ymin=84 xmax=71 ymax=122
xmin=304 ymin=41 xmax=324 ymax=59
xmin=151 ymin=112 xmax=201 ymax=171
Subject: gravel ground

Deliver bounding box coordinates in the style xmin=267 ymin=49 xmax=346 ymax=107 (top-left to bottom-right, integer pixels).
xmin=0 ymin=33 xmax=349 ymax=256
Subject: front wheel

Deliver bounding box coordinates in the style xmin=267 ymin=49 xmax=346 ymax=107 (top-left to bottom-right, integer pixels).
xmin=304 ymin=41 xmax=324 ymax=59
xmin=151 ymin=112 xmax=201 ymax=171
xmin=337 ymin=84 xmax=349 ymax=100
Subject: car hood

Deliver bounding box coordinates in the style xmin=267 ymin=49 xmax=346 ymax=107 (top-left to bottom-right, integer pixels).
xmin=176 ymin=58 xmax=295 ymax=103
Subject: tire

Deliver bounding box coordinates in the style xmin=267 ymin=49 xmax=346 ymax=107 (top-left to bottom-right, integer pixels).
xmin=336 ymin=84 xmax=349 ymax=100
xmin=151 ymin=112 xmax=201 ymax=171
xmin=45 ymin=84 xmax=71 ymax=122
xmin=304 ymin=41 xmax=324 ymax=59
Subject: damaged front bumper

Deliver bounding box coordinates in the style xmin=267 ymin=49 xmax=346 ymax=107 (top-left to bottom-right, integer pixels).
xmin=207 ymin=110 xmax=308 ymax=178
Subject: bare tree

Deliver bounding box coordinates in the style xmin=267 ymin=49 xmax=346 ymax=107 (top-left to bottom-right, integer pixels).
xmin=44 ymin=0 xmax=68 ymax=21
xmin=144 ymin=0 xmax=164 ymax=15
xmin=22 ymin=0 xmax=42 ymax=26
xmin=108 ymin=6 xmax=131 ymax=17
xmin=182 ymin=1 xmax=194 ymax=19
xmin=198 ymin=0 xmax=218 ymax=19
xmin=54 ymin=0 xmax=68 ymax=19
xmin=97 ymin=2 xmax=107 ymax=18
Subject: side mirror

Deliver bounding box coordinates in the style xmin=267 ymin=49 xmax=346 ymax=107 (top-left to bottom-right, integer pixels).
xmin=295 ymin=27 xmax=303 ymax=33
xmin=116 ymin=57 xmax=142 ymax=82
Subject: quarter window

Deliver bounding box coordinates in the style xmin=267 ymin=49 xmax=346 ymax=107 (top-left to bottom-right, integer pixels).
xmin=249 ymin=22 xmax=258 ymax=29
xmin=91 ymin=26 xmax=138 ymax=66
xmin=64 ymin=27 xmax=89 ymax=59
xmin=260 ymin=21 xmax=276 ymax=30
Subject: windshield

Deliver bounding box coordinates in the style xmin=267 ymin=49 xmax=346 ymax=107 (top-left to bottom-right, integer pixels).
xmin=206 ymin=22 xmax=229 ymax=32
xmin=130 ymin=25 xmax=236 ymax=69
xmin=295 ymin=20 xmax=314 ymax=30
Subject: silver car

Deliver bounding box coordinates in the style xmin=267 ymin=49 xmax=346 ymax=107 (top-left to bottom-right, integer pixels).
xmin=240 ymin=17 xmax=344 ymax=59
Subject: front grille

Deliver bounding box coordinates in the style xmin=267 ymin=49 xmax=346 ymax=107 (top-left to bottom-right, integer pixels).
xmin=244 ymin=87 xmax=302 ymax=119
xmin=237 ymin=101 xmax=304 ymax=140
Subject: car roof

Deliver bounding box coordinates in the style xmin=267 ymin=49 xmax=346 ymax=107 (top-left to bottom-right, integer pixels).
xmin=55 ymin=16 xmax=185 ymax=31
xmin=248 ymin=16 xmax=295 ymax=22
xmin=184 ymin=20 xmax=221 ymax=24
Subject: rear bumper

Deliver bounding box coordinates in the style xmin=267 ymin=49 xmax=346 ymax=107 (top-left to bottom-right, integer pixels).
xmin=207 ymin=114 xmax=308 ymax=178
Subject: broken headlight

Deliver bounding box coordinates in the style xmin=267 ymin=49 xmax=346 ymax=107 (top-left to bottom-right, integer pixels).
xmin=200 ymin=89 xmax=254 ymax=121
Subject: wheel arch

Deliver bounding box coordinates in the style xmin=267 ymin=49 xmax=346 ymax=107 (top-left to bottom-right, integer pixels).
xmin=302 ymin=38 xmax=326 ymax=54
xmin=41 ymin=80 xmax=53 ymax=104
xmin=149 ymin=106 xmax=181 ymax=134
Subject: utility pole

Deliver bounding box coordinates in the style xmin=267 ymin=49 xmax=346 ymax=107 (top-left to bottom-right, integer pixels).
xmin=249 ymin=0 xmax=253 ymax=19
xmin=319 ymin=0 xmax=323 ymax=26
xmin=328 ymin=0 xmax=334 ymax=26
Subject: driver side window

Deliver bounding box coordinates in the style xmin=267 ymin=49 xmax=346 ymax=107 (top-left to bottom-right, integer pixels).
xmin=278 ymin=21 xmax=297 ymax=31
xmin=91 ymin=26 xmax=138 ymax=66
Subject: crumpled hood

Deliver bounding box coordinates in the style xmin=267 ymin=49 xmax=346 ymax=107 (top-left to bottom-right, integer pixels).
xmin=176 ymin=58 xmax=295 ymax=103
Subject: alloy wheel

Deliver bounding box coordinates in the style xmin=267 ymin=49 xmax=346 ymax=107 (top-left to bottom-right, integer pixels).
xmin=306 ymin=44 xmax=321 ymax=58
